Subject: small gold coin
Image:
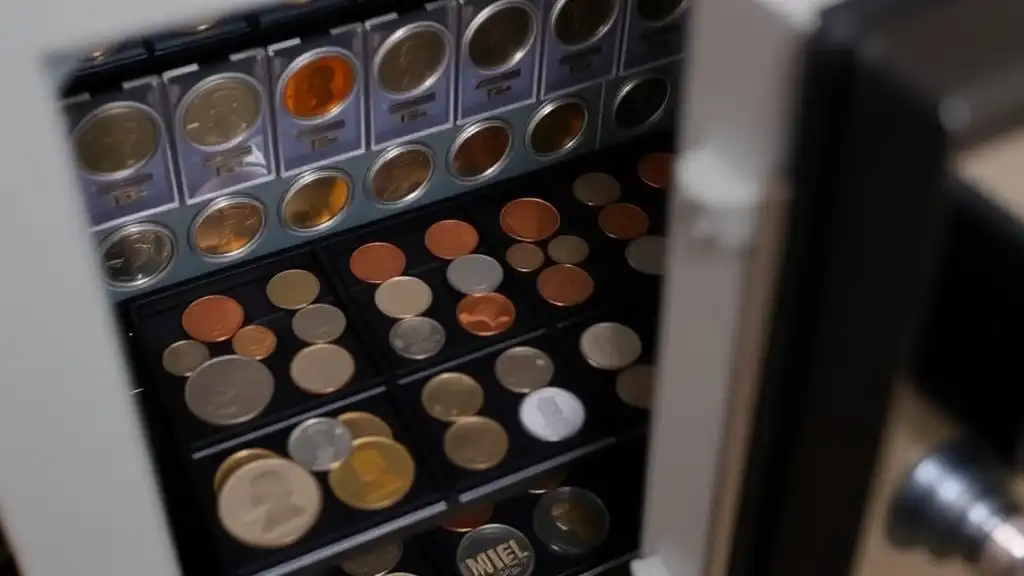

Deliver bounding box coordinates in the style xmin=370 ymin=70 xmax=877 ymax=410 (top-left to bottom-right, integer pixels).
xmin=505 ymin=242 xmax=545 ymax=272
xmin=266 ymin=269 xmax=321 ymax=310
xmin=162 ymin=339 xmax=210 ymax=377
xmin=329 ymin=437 xmax=416 ymax=511
xmin=421 ymin=372 xmax=485 ymax=422
xmin=217 ymin=457 xmax=322 ymax=549
xmin=444 ymin=416 xmax=509 ymax=471
xmin=212 ymin=448 xmax=280 ymax=493
xmin=338 ymin=540 xmax=403 ymax=576
xmin=290 ymin=344 xmax=356 ymax=395
xmin=338 ymin=411 xmax=394 ymax=440
xmin=231 ymin=325 xmax=277 ymax=360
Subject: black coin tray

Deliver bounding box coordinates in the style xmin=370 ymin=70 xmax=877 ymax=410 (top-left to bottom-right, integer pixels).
xmin=320 ymin=532 xmax=439 ymax=576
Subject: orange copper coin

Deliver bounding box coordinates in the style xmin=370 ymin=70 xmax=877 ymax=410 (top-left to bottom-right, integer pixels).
xmin=499 ymin=198 xmax=560 ymax=242
xmin=598 ymin=203 xmax=650 ymax=240
xmin=637 ymin=152 xmax=674 ymax=189
xmin=456 ymin=293 xmax=516 ymax=336
xmin=282 ymin=52 xmax=357 ymax=120
xmin=424 ymin=219 xmax=480 ymax=260
xmin=537 ymin=264 xmax=594 ymax=307
xmin=231 ymin=325 xmax=277 ymax=360
xmin=181 ymin=295 xmax=245 ymax=343
xmin=442 ymin=501 xmax=495 ymax=532
xmin=349 ymin=242 xmax=407 ymax=284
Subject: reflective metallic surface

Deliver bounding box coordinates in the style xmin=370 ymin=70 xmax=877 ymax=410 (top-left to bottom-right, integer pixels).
xmin=161 ymin=339 xmax=210 ymax=377
xmin=191 ymin=196 xmax=266 ymax=259
xmin=551 ymin=0 xmax=619 ymax=47
xmin=266 ymin=269 xmax=321 ymax=310
xmin=533 ymin=487 xmax=610 ymax=556
xmin=457 ymin=524 xmax=535 ymax=576
xmin=579 ymin=322 xmax=642 ymax=370
xmin=328 ymin=437 xmax=416 ymax=510
xmin=449 ymin=121 xmax=513 ymax=182
xmin=527 ymin=98 xmax=587 ymax=157
xmin=389 ymin=316 xmax=446 ymax=359
xmin=367 ymin=144 xmax=435 ymax=206
xmin=74 ymin=104 xmax=159 ymax=176
xmin=421 ymin=372 xmax=485 ymax=422
xmin=280 ymin=169 xmax=351 ymax=233
xmin=99 ymin=222 xmax=175 ymax=288
xmin=613 ymin=76 xmax=671 ymax=131
xmin=375 ymin=24 xmax=450 ymax=95
xmin=287 ymin=417 xmax=353 ymax=472
xmin=181 ymin=75 xmax=263 ymax=149
xmin=465 ymin=1 xmax=537 ymax=71
xmin=518 ymin=386 xmax=586 ymax=442
xmin=281 ymin=50 xmax=357 ymax=121
xmin=185 ymin=355 xmax=275 ymax=426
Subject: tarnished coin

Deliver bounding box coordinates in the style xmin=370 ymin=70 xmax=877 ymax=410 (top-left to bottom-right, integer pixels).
xmin=616 ymin=364 xmax=654 ymax=409
xmin=162 ymin=339 xmax=210 ymax=377
xmin=572 ymin=172 xmax=620 ymax=206
xmin=338 ymin=411 xmax=394 ymax=440
xmin=626 ymin=235 xmax=666 ymax=275
xmin=389 ymin=317 xmax=446 ymax=360
xmin=528 ymin=468 xmax=568 ymax=494
xmin=446 ymin=254 xmax=504 ymax=295
xmin=598 ymin=203 xmax=650 ymax=240
xmin=266 ymin=269 xmax=321 ymax=310
xmin=537 ymin=265 xmax=594 ymax=307
xmin=500 ymin=198 xmax=560 ymax=241
xmin=100 ymin=224 xmax=176 ymax=288
xmin=637 ymin=152 xmax=674 ymax=189
xmin=182 ymin=76 xmax=262 ymax=148
xmin=579 ymin=322 xmax=642 ymax=370
xmin=350 ymin=242 xmax=407 ymax=283
xmin=339 ymin=540 xmax=403 ymax=576
xmin=213 ymin=448 xmax=280 ymax=493
xmin=75 ymin=104 xmax=158 ymax=175
xmin=457 ymin=524 xmax=535 ymax=576
xmin=494 ymin=346 xmax=554 ymax=393
xmin=444 ymin=416 xmax=509 ymax=471
xmin=421 ymin=372 xmax=485 ymax=422
xmin=443 ymin=502 xmax=495 ymax=532
xmin=182 ymin=295 xmax=245 ymax=343
xmin=287 ymin=417 xmax=354 ymax=472
xmin=290 ymin=344 xmax=356 ymax=395
xmin=533 ymin=487 xmax=610 ymax=556
xmin=457 ymin=293 xmax=516 ymax=337
xmin=292 ymin=303 xmax=347 ymax=343
xmin=185 ymin=355 xmax=274 ymax=426
xmin=328 ymin=437 xmax=416 ymax=510
xmin=231 ymin=325 xmax=277 ymax=360
xmin=505 ymin=243 xmax=545 ymax=272
xmin=374 ymin=276 xmax=433 ymax=318
xmin=546 ymin=235 xmax=589 ymax=265
xmin=425 ymin=219 xmax=479 ymax=260
xmin=376 ymin=25 xmax=449 ymax=94
xmin=519 ymin=387 xmax=585 ymax=442
xmin=217 ymin=457 xmax=322 ymax=549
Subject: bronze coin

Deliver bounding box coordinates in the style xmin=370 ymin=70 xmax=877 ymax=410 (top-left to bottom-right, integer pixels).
xmin=443 ymin=502 xmax=495 ymax=532
xmin=349 ymin=242 xmax=407 ymax=283
xmin=506 ymin=242 xmax=545 ymax=272
xmin=637 ymin=152 xmax=674 ymax=189
xmin=537 ymin=265 xmax=594 ymax=307
xmin=598 ymin=203 xmax=650 ymax=240
xmin=500 ymin=198 xmax=560 ymax=241
xmin=182 ymin=295 xmax=245 ymax=343
xmin=456 ymin=293 xmax=516 ymax=336
xmin=231 ymin=325 xmax=277 ymax=360
xmin=424 ymin=219 xmax=480 ymax=260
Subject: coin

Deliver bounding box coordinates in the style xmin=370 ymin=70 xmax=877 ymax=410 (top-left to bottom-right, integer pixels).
xmin=505 ymin=243 xmax=545 ymax=272
xmin=443 ymin=502 xmax=495 ymax=532
xmin=466 ymin=2 xmax=535 ymax=70
xmin=287 ymin=417 xmax=354 ymax=472
xmin=350 ymin=242 xmax=407 ymax=283
xmin=450 ymin=122 xmax=513 ymax=182
xmin=374 ymin=276 xmax=433 ymax=318
xmin=598 ymin=203 xmax=650 ymax=239
xmin=192 ymin=197 xmax=266 ymax=257
xmin=182 ymin=76 xmax=262 ymax=148
xmin=494 ymin=346 xmax=554 ymax=393
xmin=444 ymin=416 xmax=509 ymax=471
xmin=446 ymin=254 xmax=504 ymax=295
xmin=231 ymin=325 xmax=277 ymax=360
xmin=533 ymin=487 xmax=609 ymax=556
xmin=266 ymin=269 xmax=321 ymax=310
xmin=290 ymin=344 xmax=356 ymax=395
xmin=616 ymin=364 xmax=654 ymax=409
xmin=528 ymin=468 xmax=568 ymax=494
xmin=500 ymin=198 xmax=560 ymax=241
xmin=185 ymin=355 xmax=274 ymax=426
xmin=637 ymin=0 xmax=687 ymax=22
xmin=626 ymin=235 xmax=666 ymax=275
xmin=213 ymin=448 xmax=280 ymax=493
xmin=552 ymin=0 xmax=617 ymax=46
xmin=457 ymin=524 xmax=535 ymax=576
xmin=614 ymin=76 xmax=670 ymax=130
xmin=328 ymin=436 xmax=415 ymax=510
xmin=536 ymin=264 xmax=594 ymax=307
xmin=75 ymin=104 xmax=158 ymax=175
xmin=425 ymin=219 xmax=479 ymax=260
xmin=162 ymin=339 xmax=210 ymax=377
xmin=376 ymin=25 xmax=449 ymax=94
xmin=338 ymin=540 xmax=403 ymax=576
xmin=292 ymin=303 xmax=347 ymax=343
xmin=518 ymin=387 xmax=585 ymax=442
xmin=389 ymin=317 xmax=446 ymax=359
xmin=100 ymin=223 xmax=176 ymax=287
xmin=368 ymin=145 xmax=434 ymax=205
xmin=579 ymin=322 xmax=642 ymax=370
xmin=637 ymin=152 xmax=673 ymax=189
xmin=217 ymin=457 xmax=322 ymax=549
xmin=572 ymin=172 xmax=621 ymax=206
xmin=457 ymin=293 xmax=516 ymax=336
xmin=338 ymin=411 xmax=394 ymax=440
xmin=182 ymin=295 xmax=245 ymax=343
xmin=421 ymin=372 xmax=485 ymax=422
xmin=282 ymin=52 xmax=357 ymax=120
xmin=546 ymin=235 xmax=589 ymax=264
xmin=281 ymin=170 xmax=350 ymax=232
xmin=528 ymin=99 xmax=586 ymax=157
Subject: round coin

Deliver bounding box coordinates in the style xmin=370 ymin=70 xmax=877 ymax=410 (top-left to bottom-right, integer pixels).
xmin=292 ymin=303 xmax=348 ymax=344
xmin=338 ymin=540 xmax=403 ymax=576
xmin=374 ymin=276 xmax=433 ymax=319
xmin=367 ymin=145 xmax=434 ymax=205
xmin=527 ymin=98 xmax=587 ymax=157
xmin=449 ymin=121 xmax=513 ymax=182
xmin=213 ymin=448 xmax=280 ymax=493
xmin=505 ymin=243 xmax=545 ymax=272
xmin=266 ymin=269 xmax=321 ymax=310
xmin=281 ymin=170 xmax=351 ymax=232
xmin=328 ymin=436 xmax=416 ymax=510
xmin=518 ymin=387 xmax=586 ymax=442
xmin=185 ymin=355 xmax=274 ymax=426
xmin=389 ymin=317 xmax=447 ymax=360
xmin=457 ymin=524 xmax=535 ymax=576
xmin=466 ymin=2 xmax=536 ymax=71
xmin=162 ymin=339 xmax=210 ymax=377
xmin=446 ymin=254 xmax=504 ymax=295
xmin=421 ymin=372 xmax=485 ymax=422
xmin=287 ymin=417 xmax=354 ymax=472
xmin=376 ymin=24 xmax=450 ymax=94
xmin=499 ymin=198 xmax=560 ymax=241
xmin=598 ymin=203 xmax=650 ymax=239
xmin=75 ymin=104 xmax=158 ymax=175
xmin=290 ymin=344 xmax=356 ymax=395
xmin=443 ymin=502 xmax=495 ymax=532
xmin=637 ymin=152 xmax=673 ymax=189
xmin=572 ymin=172 xmax=620 ymax=206
xmin=425 ymin=219 xmax=479 ymax=260
xmin=614 ymin=76 xmax=671 ymax=131
xmin=579 ymin=322 xmax=642 ymax=370
xmin=282 ymin=52 xmax=357 ymax=120
xmin=625 ymin=235 xmax=666 ymax=275
xmin=616 ymin=364 xmax=654 ymax=409
xmin=536 ymin=265 xmax=594 ymax=307
xmin=231 ymin=325 xmax=277 ymax=360
xmin=552 ymin=0 xmax=618 ymax=46
xmin=350 ymin=242 xmax=407 ymax=284
xmin=338 ymin=411 xmax=394 ymax=440
xmin=182 ymin=295 xmax=245 ymax=343
xmin=528 ymin=468 xmax=568 ymax=494
xmin=217 ymin=457 xmax=322 ymax=549
xmin=182 ymin=76 xmax=262 ymax=148
xmin=546 ymin=235 xmax=589 ymax=265
xmin=533 ymin=486 xmax=610 ymax=556
xmin=100 ymin=223 xmax=176 ymax=288
xmin=444 ymin=416 xmax=509 ymax=471
xmin=192 ymin=197 xmax=266 ymax=258
xmin=494 ymin=346 xmax=555 ymax=393
xmin=456 ymin=293 xmax=516 ymax=337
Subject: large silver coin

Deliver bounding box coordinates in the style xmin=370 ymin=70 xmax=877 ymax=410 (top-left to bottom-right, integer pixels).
xmin=457 ymin=524 xmax=535 ymax=576
xmin=100 ymin=224 xmax=175 ymax=287
xmin=546 ymin=235 xmax=589 ymax=265
xmin=185 ymin=355 xmax=274 ymax=426
xmin=446 ymin=254 xmax=504 ymax=295
xmin=162 ymin=339 xmax=210 ymax=377
xmin=579 ymin=322 xmax=642 ymax=370
xmin=338 ymin=540 xmax=404 ymax=576
xmin=374 ymin=276 xmax=433 ymax=318
xmin=532 ymin=487 xmax=610 ymax=557
xmin=287 ymin=417 xmax=353 ymax=472
xmin=389 ymin=317 xmax=446 ymax=359
xmin=518 ymin=387 xmax=585 ymax=442
xmin=292 ymin=303 xmax=347 ymax=343
xmin=625 ymin=235 xmax=666 ymax=275
xmin=494 ymin=346 xmax=554 ymax=393
xmin=572 ymin=172 xmax=620 ymax=206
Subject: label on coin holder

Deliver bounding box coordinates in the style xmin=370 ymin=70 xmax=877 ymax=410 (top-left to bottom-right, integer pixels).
xmin=366 ymin=2 xmax=456 ymax=150
xmin=457 ymin=0 xmax=541 ymax=123
xmin=269 ymin=24 xmax=367 ymax=176
xmin=163 ymin=49 xmax=276 ymax=203
xmin=63 ymin=77 xmax=179 ymax=230
xmin=540 ymin=0 xmax=624 ymax=97
xmin=619 ymin=0 xmax=686 ymax=73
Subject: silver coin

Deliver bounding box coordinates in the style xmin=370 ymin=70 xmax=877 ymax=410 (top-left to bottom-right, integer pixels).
xmin=185 ymin=355 xmax=274 ymax=426
xmin=290 ymin=343 xmax=356 ymax=395
xmin=616 ymin=364 xmax=654 ymax=409
xmin=494 ymin=346 xmax=554 ymax=393
xmin=457 ymin=524 xmax=535 ymax=576
xmin=446 ymin=254 xmax=504 ymax=295
xmin=389 ymin=317 xmax=446 ymax=359
xmin=291 ymin=303 xmax=347 ymax=343
xmin=374 ymin=276 xmax=433 ymax=318
xmin=162 ymin=339 xmax=210 ymax=377
xmin=287 ymin=416 xmax=354 ymax=472
xmin=572 ymin=172 xmax=620 ymax=206
xmin=579 ymin=322 xmax=642 ymax=370
xmin=338 ymin=540 xmax=404 ymax=576
xmin=532 ymin=486 xmax=610 ymax=557
xmin=625 ymin=235 xmax=666 ymax=275
xmin=518 ymin=387 xmax=585 ymax=442
xmin=100 ymin=224 xmax=175 ymax=287
xmin=546 ymin=235 xmax=589 ymax=265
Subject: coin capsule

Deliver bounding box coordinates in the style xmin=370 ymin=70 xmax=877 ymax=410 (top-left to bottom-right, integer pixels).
xmin=637 ymin=152 xmax=674 ymax=189
xmin=376 ymin=25 xmax=449 ymax=94
xmin=450 ymin=122 xmax=512 ymax=182
xmin=536 ymin=264 xmax=594 ymax=307
xmin=217 ymin=457 xmax=322 ymax=549
xmin=614 ymin=76 xmax=670 ymax=131
xmin=328 ymin=437 xmax=416 ymax=510
xmin=528 ymin=99 xmax=586 ymax=157
xmin=466 ymin=2 xmax=536 ymax=71
xmin=389 ymin=317 xmax=447 ymax=360
xmin=338 ymin=411 xmax=394 ymax=440
xmin=552 ymin=0 xmax=618 ymax=46
xmin=421 ymin=372 xmax=485 ymax=422
xmin=444 ymin=416 xmax=509 ymax=471
xmin=192 ymin=197 xmax=266 ymax=258
xmin=182 ymin=76 xmax=262 ymax=148
xmin=281 ymin=171 xmax=350 ymax=232
xmin=75 ymin=104 xmax=159 ymax=175
xmin=181 ymin=295 xmax=245 ymax=343
xmin=282 ymin=52 xmax=357 ymax=120
xmin=598 ymin=203 xmax=650 ymax=239
xmin=616 ymin=364 xmax=654 ymax=409
xmin=457 ymin=524 xmax=535 ymax=576
xmin=231 ymin=325 xmax=277 ymax=360
xmin=213 ymin=448 xmax=280 ymax=493
xmin=185 ymin=355 xmax=275 ymax=426
xmin=100 ymin=223 xmax=176 ymax=288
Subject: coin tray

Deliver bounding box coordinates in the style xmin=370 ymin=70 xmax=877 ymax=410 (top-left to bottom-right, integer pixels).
xmin=321 ymin=532 xmax=440 ymax=576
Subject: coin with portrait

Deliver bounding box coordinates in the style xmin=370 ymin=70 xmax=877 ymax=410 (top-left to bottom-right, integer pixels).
xmin=217 ymin=457 xmax=322 ymax=549
xmin=329 ymin=437 xmax=415 ymax=510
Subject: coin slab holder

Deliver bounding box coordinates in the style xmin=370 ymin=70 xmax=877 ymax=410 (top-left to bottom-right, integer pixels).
xmin=539 ymin=0 xmax=625 ymax=97
xmin=619 ymin=0 xmax=687 ymax=73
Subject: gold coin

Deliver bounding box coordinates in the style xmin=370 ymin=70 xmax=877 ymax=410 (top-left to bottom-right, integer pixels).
xmin=376 ymin=24 xmax=449 ymax=94
xmin=74 ymin=104 xmax=159 ymax=175
xmin=443 ymin=416 xmax=508 ymax=471
xmin=282 ymin=170 xmax=351 ymax=232
xmin=231 ymin=325 xmax=278 ymax=360
xmin=212 ymin=448 xmax=281 ymax=493
xmin=338 ymin=540 xmax=403 ymax=576
xmin=528 ymin=99 xmax=587 ymax=157
xmin=290 ymin=344 xmax=356 ymax=395
xmin=338 ymin=411 xmax=394 ymax=440
xmin=266 ymin=269 xmax=321 ymax=310
xmin=368 ymin=145 xmax=434 ymax=205
xmin=328 ymin=437 xmax=415 ymax=511
xmin=192 ymin=197 xmax=265 ymax=257
xmin=217 ymin=457 xmax=322 ymax=549
xmin=182 ymin=76 xmax=262 ymax=148
xmin=421 ymin=372 xmax=484 ymax=422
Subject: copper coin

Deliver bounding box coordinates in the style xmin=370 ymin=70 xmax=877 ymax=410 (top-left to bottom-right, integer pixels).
xmin=182 ymin=295 xmax=245 ymax=343
xmin=598 ymin=203 xmax=650 ymax=240
xmin=231 ymin=325 xmax=277 ymax=360
xmin=506 ymin=242 xmax=545 ymax=272
xmin=456 ymin=293 xmax=516 ymax=336
xmin=537 ymin=265 xmax=594 ymax=307
xmin=349 ymin=242 xmax=406 ymax=283
xmin=500 ymin=198 xmax=560 ymax=241
xmin=637 ymin=152 xmax=674 ymax=189
xmin=443 ymin=502 xmax=495 ymax=532
xmin=424 ymin=219 xmax=479 ymax=260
